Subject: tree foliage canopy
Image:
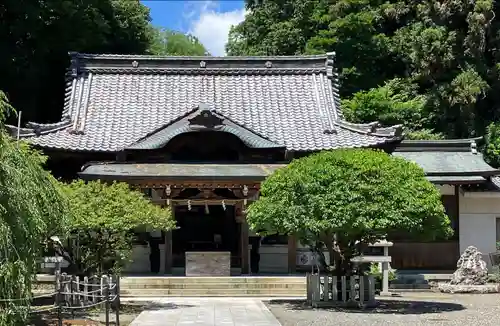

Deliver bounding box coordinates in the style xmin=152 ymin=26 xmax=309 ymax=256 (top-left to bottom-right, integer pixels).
xmin=59 ymin=180 xmax=175 ymax=275
xmin=149 ymin=28 xmax=209 ymax=56
xmin=0 ymin=1 xmax=210 ymax=126
xmin=227 ymin=0 xmax=499 ymax=139
xmin=246 ymin=149 xmax=451 ymax=274
xmin=484 ymin=122 xmax=500 ymax=168
xmin=0 ymin=92 xmax=68 ymax=325
xmin=0 ymin=0 xmax=152 ymax=124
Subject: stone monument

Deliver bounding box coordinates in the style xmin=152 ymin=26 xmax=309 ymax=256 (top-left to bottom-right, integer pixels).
xmin=438 ymin=246 xmax=499 ymax=293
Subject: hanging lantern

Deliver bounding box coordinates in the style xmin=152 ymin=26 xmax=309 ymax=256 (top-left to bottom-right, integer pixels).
xmin=187 ymin=200 xmax=192 ymax=211
xmin=221 ymin=200 xmax=226 ymax=211
xmin=165 ymin=185 xmax=171 ymax=206
xmin=205 ymin=202 xmax=210 ymax=215
xmin=243 ymin=185 xmax=248 ymax=206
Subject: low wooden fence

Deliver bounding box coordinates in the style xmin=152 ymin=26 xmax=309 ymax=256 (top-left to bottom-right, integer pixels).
xmin=306 ymin=273 xmax=376 ymax=308
xmin=6 ymin=273 xmax=121 ymax=326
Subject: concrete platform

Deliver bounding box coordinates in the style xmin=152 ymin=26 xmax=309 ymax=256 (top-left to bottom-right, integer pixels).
xmin=128 ymin=297 xmax=281 ymax=326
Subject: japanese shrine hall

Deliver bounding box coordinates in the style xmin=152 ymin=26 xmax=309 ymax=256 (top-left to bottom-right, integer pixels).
xmin=8 ymin=52 xmax=500 ymax=275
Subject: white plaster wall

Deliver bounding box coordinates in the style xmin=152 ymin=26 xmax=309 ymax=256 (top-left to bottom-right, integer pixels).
xmin=459 ymin=195 xmax=500 ymax=266
xmin=436 ymin=185 xmax=455 ymax=196
xmin=124 ymin=244 xmax=165 ymax=274
xmin=259 ymin=245 xmax=288 ymax=273
xmin=460 ymin=196 xmax=500 ymax=215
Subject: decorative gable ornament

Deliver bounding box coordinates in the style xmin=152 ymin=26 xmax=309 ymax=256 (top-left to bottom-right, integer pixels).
xmin=188 ymin=109 xmax=224 ymax=129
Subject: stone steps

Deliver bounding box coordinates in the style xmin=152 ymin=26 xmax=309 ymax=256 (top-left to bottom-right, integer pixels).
xmin=120 ymin=276 xmax=307 ymax=297
xmin=121 ymin=288 xmax=306 ymax=297
xmin=123 ymin=283 xmax=305 ymax=289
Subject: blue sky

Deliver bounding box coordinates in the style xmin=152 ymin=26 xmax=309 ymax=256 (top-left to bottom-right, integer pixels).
xmin=141 ymin=1 xmax=246 ymax=56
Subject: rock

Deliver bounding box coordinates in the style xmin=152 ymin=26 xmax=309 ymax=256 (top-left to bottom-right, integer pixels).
xmin=449 ymin=246 xmax=488 ymax=286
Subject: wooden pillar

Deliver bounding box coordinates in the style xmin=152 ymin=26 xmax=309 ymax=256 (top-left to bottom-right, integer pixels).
xmin=454 ymin=185 xmax=461 ymax=258
xmin=164 ymin=230 xmax=172 ymax=275
xmin=288 ymin=236 xmax=297 ymax=274
xmin=237 ymin=205 xmax=249 ymax=275
xmin=454 ymin=185 xmax=460 ymax=235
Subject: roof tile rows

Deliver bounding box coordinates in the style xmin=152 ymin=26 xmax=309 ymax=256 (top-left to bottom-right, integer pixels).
xmin=8 ymin=52 xmax=401 ymax=152
xmin=394 ymin=138 xmax=499 ymax=183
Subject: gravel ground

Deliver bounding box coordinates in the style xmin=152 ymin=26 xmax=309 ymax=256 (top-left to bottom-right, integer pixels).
xmin=265 ymin=292 xmax=500 ymax=326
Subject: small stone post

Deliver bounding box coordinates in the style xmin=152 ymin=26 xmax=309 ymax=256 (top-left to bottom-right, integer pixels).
xmin=380 ymin=240 xmax=393 ymax=296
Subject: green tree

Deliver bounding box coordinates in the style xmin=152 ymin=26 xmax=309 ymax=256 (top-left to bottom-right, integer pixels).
xmin=227 ymin=0 xmax=500 ymax=139
xmin=57 ymin=180 xmax=175 ymax=275
xmin=0 ymin=91 xmax=68 ymax=325
xmin=484 ymin=122 xmax=500 ymax=168
xmin=246 ymin=149 xmax=451 ymax=275
xmin=342 ymin=79 xmax=428 ymax=131
xmin=404 ymin=129 xmax=445 ymax=140
xmin=342 ymin=78 xmax=445 ymax=139
xmin=0 ymin=0 xmax=152 ymax=124
xmin=148 ymin=28 xmax=209 ymax=56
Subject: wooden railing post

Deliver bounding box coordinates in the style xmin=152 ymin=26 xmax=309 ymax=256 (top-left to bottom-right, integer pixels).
xmin=115 ymin=275 xmax=121 ymax=326
xmin=104 ymin=278 xmax=110 ymax=326
xmin=56 ymin=274 xmax=63 ymax=326
xmin=70 ymin=275 xmax=75 ymax=319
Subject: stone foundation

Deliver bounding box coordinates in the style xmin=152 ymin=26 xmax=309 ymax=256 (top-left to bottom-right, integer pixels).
xmin=438 ymin=282 xmax=500 ymax=294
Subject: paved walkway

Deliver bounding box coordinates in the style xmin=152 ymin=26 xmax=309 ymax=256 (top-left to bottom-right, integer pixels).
xmin=127 ymin=297 xmax=282 ymax=326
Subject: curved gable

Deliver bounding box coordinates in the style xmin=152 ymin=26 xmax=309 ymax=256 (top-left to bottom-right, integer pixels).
xmin=126 ymin=105 xmax=283 ymax=150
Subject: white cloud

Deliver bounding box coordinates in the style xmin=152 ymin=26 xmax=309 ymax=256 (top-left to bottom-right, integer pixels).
xmin=187 ymin=2 xmax=246 ymax=56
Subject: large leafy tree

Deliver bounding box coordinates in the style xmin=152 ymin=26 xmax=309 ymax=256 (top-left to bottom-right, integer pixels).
xmin=484 ymin=122 xmax=500 ymax=168
xmin=0 ymin=92 xmax=68 ymax=325
xmin=227 ymin=0 xmax=500 ymax=139
xmin=149 ymin=28 xmax=209 ymax=56
xmin=246 ymin=149 xmax=451 ymax=275
xmin=0 ymin=0 xmax=152 ymax=124
xmin=57 ymin=180 xmax=175 ymax=275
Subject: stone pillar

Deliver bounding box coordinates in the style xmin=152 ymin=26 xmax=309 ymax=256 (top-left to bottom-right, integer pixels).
xmin=288 ymin=236 xmax=297 ymax=274
xmin=381 ymin=260 xmax=390 ymax=296
xmin=379 ymin=240 xmax=393 ymax=296
xmin=164 ymin=230 xmax=172 ymax=275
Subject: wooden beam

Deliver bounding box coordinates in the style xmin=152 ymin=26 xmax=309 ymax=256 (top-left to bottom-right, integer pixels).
xmin=122 ymin=180 xmax=262 ymax=189
xmin=154 ymin=198 xmax=246 ymax=206
xmin=116 ymin=151 xmax=127 ymax=162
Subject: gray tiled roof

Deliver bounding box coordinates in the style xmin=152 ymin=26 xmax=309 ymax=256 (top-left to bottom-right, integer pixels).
xmin=8 ymin=52 xmax=402 ymax=152
xmin=492 ymin=176 xmax=500 ymax=190
xmin=393 ymin=139 xmax=499 ymax=181
xmin=79 ymin=163 xmax=286 ymax=181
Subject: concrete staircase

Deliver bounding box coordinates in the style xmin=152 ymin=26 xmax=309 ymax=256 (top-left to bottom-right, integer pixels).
xmin=120 ymin=276 xmax=307 ymax=297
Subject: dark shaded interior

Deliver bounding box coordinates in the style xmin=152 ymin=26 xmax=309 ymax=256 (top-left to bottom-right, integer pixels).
xmin=172 ymin=205 xmax=238 ymax=267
